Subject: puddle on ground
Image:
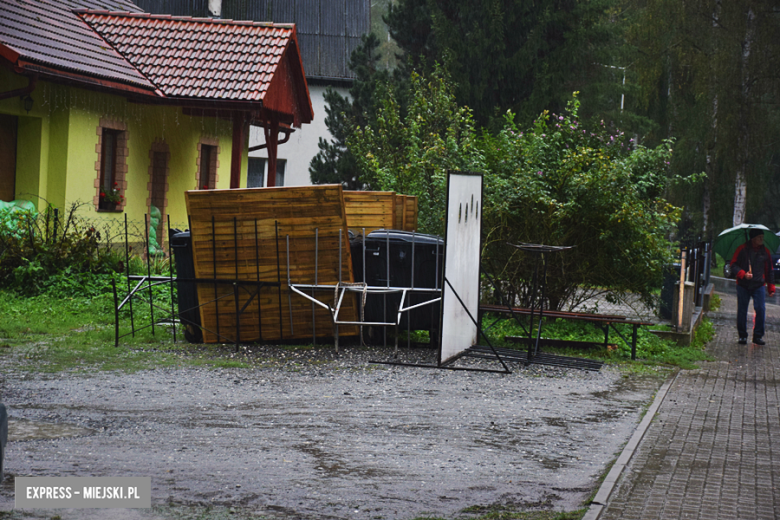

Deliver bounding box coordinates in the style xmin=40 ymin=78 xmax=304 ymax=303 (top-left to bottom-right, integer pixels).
xmin=578 ymin=409 xmax=627 ymax=423
xmin=591 ymin=373 xmax=663 ymax=400
xmin=8 ymin=418 xmax=94 ymax=442
xmin=543 ymin=417 xmax=568 ymax=428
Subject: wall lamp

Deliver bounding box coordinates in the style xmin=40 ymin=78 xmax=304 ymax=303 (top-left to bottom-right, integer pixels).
xmin=22 ymin=95 xmax=33 ymax=114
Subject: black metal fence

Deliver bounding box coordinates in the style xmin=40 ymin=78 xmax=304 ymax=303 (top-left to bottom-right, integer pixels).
xmin=682 ymin=241 xmax=712 ymax=308
xmin=112 ymin=214 xmax=283 ymax=349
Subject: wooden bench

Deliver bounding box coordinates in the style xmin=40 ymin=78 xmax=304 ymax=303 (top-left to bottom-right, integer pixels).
xmin=478 ymin=304 xmax=655 ymax=360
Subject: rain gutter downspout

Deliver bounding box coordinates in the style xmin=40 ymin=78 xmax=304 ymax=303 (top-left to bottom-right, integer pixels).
xmin=248 ymin=127 xmax=293 ymax=152
xmin=0 ymin=74 xmax=37 ymax=101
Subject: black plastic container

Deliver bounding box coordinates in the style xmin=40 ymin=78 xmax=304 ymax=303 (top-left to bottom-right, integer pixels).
xmin=352 ymin=230 xmax=444 ymax=336
xmin=659 ymin=263 xmax=682 ymax=320
xmin=170 ymin=230 xmax=203 ymax=343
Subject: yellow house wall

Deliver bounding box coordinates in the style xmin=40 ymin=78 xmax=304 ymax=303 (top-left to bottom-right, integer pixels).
xmin=59 ymin=89 xmax=234 ymax=228
xmin=0 ymin=69 xmax=53 ymax=211
xmin=15 ymin=116 xmax=46 ymax=206
xmin=1 ymin=69 xmax=240 ymax=226
xmin=46 ymin=104 xmax=70 ymax=211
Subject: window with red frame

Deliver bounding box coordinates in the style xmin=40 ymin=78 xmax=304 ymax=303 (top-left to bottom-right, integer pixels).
xmin=99 ymin=129 xmax=123 ymax=209
xmin=199 ymin=144 xmax=217 ymax=189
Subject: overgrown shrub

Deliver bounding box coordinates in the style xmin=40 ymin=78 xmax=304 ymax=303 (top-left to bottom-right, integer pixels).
xmin=0 ymin=202 xmax=125 ymax=295
xmin=349 ymin=71 xmax=700 ymax=311
xmin=479 ymin=95 xmax=702 ymax=311
xmin=350 ymin=65 xmax=486 ymax=235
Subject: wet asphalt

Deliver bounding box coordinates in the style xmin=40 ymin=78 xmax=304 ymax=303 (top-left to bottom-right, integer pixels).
xmin=0 ymin=338 xmax=667 ymax=519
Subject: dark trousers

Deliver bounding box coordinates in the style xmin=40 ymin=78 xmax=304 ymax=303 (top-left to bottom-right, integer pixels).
xmin=737 ymin=284 xmax=766 ymax=340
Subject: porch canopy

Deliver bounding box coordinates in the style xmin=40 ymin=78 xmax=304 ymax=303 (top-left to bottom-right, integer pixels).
xmin=0 ymin=0 xmax=313 ymax=187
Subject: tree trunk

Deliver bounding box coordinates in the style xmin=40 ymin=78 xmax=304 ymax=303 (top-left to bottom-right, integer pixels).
xmin=704 ymin=1 xmax=719 ymax=236
xmin=732 ymin=6 xmax=755 ymax=227
xmin=704 ymin=96 xmax=717 ymax=235
xmin=733 ymin=171 xmax=747 ymax=226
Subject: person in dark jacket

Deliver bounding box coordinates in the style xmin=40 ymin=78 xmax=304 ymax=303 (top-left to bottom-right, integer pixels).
xmin=730 ymin=228 xmax=776 ymax=345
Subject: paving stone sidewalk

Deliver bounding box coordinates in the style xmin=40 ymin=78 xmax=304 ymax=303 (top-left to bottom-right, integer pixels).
xmin=596 ymin=287 xmax=780 ymax=519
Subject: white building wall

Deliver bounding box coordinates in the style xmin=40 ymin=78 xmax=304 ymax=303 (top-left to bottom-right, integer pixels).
xmin=248 ymin=83 xmax=348 ymax=187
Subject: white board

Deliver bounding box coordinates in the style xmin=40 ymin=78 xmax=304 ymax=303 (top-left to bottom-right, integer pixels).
xmin=439 ymin=172 xmax=483 ymax=365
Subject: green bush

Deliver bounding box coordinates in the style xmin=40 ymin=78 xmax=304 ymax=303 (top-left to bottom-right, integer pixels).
xmin=349 ymin=70 xmax=702 ymax=311
xmin=350 ymin=65 xmax=486 ymax=235
xmin=479 ymin=95 xmax=701 ymax=310
xmin=0 ymin=202 xmax=125 ymax=295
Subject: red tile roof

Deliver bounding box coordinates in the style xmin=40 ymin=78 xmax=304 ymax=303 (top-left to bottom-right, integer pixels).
xmin=77 ymin=11 xmax=297 ymax=102
xmin=0 ymin=0 xmax=156 ymax=91
xmin=1 ymin=2 xmax=313 ymax=125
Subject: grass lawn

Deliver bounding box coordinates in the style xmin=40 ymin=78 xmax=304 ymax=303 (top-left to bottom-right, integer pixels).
xmin=0 ymin=273 xmax=714 ymax=375
xmin=0 ymin=278 xmax=263 ymax=373
xmin=481 ymin=311 xmax=714 ymax=370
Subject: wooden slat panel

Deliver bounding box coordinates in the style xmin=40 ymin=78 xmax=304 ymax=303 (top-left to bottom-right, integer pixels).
xmin=404 ymin=196 xmax=418 ymax=232
xmin=394 ymin=194 xmax=406 ymax=230
xmin=344 ymin=191 xmax=396 ymax=234
xmin=186 ymin=185 xmax=358 ymax=343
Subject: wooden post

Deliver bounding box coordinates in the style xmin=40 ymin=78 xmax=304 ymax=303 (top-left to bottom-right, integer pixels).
xmin=677 ymin=250 xmax=687 ymax=330
xmin=264 ymin=119 xmax=279 ymax=187
xmin=230 ymin=115 xmax=246 ymax=189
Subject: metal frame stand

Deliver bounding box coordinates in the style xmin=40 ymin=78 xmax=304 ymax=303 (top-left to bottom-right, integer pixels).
xmin=508 ymin=242 xmax=575 ymax=364
xmin=112 ymin=214 xmax=280 ymax=349
xmin=478 ymin=242 xmax=609 ymax=371
xmin=475 ymin=243 xmax=643 ymax=370
xmin=286 ymin=228 xmax=442 ymax=355
xmin=113 ymin=215 xmax=581 ymax=374
xmin=370 ymin=276 xmax=511 ymax=374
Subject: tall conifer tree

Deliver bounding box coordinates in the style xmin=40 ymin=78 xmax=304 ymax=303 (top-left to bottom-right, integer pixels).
xmin=309 ymin=34 xmax=388 ymax=189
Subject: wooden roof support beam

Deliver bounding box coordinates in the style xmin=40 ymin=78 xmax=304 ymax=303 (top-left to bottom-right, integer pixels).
xmin=248 ymin=125 xmax=293 ymax=152
xmin=230 ymin=114 xmax=248 ymax=189
xmin=263 ymin=119 xmax=280 ymax=187
xmin=0 ymin=73 xmax=36 ymax=101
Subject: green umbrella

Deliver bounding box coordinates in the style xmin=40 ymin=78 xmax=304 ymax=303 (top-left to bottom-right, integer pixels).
xmin=712 ymin=224 xmax=780 ymax=263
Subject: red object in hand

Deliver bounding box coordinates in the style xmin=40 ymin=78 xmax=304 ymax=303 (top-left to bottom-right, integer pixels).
xmin=737 ymin=270 xmax=746 ymax=280
xmin=769 ymin=284 xmax=776 ymax=297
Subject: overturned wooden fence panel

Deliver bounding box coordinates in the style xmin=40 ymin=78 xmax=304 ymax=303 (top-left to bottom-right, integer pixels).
xmin=186 ymin=185 xmax=358 ymax=343
xmin=343 ymin=191 xmax=396 ymax=234
xmin=393 ymin=194 xmax=419 ymax=232
xmin=394 ymin=195 xmax=406 ymax=230
xmin=404 ymin=196 xmax=418 ymax=231
xmin=344 ymin=191 xmax=419 ymax=234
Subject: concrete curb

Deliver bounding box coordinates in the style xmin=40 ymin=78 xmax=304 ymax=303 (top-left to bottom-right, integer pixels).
xmin=581 ymin=369 xmax=679 ymax=520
